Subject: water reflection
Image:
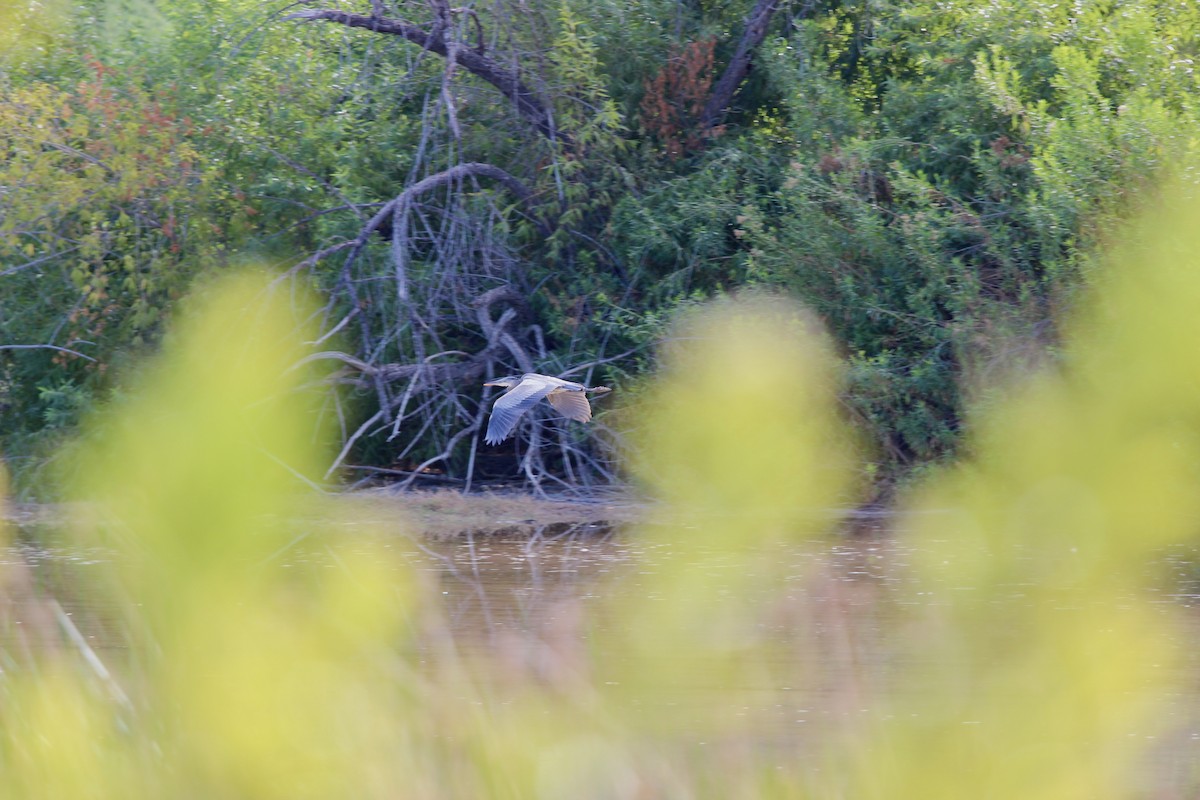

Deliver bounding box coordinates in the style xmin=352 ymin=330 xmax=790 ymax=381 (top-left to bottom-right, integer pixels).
xmin=0 ymin=515 xmax=909 ymax=686
xmin=7 ymin=513 xmax=1200 ymax=665
xmin=408 ymin=517 xmax=919 ymax=740
xmin=421 ymin=525 xmax=625 ymax=637
xmin=0 ymin=536 xmax=124 ymax=674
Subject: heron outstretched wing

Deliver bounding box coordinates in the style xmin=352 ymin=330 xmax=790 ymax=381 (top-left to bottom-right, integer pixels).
xmin=547 ymin=390 xmax=592 ymax=423
xmin=485 ymin=377 xmax=556 ymax=444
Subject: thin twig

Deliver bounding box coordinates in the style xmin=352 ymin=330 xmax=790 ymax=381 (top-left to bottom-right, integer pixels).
xmin=0 ymin=344 xmax=97 ymax=362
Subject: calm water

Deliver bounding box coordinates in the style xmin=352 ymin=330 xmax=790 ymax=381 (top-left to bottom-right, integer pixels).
xmin=4 ymin=512 xmax=1200 ymax=794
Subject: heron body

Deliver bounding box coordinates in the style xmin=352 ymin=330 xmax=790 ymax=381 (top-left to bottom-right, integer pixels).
xmin=483 ymin=373 xmax=611 ymax=445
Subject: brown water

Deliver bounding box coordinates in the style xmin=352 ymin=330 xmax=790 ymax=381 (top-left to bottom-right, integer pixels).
xmin=4 ymin=515 xmax=1200 ymax=795
xmin=416 ymin=521 xmax=904 ymax=680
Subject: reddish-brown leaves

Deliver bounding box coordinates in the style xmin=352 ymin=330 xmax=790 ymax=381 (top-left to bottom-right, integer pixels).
xmin=639 ymin=38 xmax=717 ymax=160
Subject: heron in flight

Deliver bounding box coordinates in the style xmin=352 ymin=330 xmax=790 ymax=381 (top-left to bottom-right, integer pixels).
xmin=483 ymin=373 xmax=611 ymax=445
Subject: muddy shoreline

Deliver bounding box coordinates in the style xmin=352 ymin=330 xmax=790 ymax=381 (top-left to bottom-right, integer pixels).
xmin=333 ymin=487 xmax=643 ymax=539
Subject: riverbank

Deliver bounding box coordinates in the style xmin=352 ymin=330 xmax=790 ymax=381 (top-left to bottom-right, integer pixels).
xmin=333 ymin=487 xmax=642 ymax=540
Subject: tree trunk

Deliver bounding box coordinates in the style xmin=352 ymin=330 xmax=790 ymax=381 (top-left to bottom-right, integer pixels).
xmin=699 ymin=0 xmax=782 ymax=131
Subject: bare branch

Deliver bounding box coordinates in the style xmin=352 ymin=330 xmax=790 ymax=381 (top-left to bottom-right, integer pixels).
xmin=296 ymin=350 xmax=376 ymax=373
xmin=289 ymin=7 xmax=572 ymax=145
xmin=325 ymin=407 xmax=387 ymax=479
xmin=440 ymin=160 xmax=534 ymax=200
xmin=279 ymin=160 xmax=542 ymax=283
xmin=302 ymin=284 xmax=531 ymax=387
xmin=0 ymin=246 xmax=82 ymax=278
xmin=557 ymin=345 xmax=645 ymax=378
xmin=0 ymin=344 xmax=96 ymax=362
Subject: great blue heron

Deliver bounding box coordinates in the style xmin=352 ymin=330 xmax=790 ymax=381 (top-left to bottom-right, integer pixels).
xmin=483 ymin=373 xmax=611 ymax=445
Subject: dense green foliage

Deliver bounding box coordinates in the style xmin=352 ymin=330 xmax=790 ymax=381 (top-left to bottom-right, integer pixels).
xmin=2 ymin=0 xmax=1199 ymax=491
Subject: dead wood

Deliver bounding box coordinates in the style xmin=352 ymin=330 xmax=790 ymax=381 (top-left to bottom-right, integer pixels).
xmin=303 ymin=285 xmax=531 ymax=387
xmin=312 ymin=284 xmax=538 ymax=479
xmin=282 ymin=161 xmax=543 ymax=281
xmin=289 ymin=5 xmax=572 ymax=146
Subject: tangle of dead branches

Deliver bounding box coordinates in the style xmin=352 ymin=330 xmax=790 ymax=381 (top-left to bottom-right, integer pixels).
xmin=288 ymin=135 xmax=619 ymax=493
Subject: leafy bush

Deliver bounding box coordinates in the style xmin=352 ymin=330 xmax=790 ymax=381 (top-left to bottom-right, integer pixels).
xmin=0 ymin=56 xmax=230 ymax=450
xmin=4 ymin=0 xmax=1200 ymax=489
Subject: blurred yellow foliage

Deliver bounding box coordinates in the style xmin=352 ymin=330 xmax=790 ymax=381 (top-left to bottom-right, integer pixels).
xmin=864 ymin=182 xmax=1200 ymax=800
xmin=605 ymin=298 xmax=859 ymax=736
xmin=2 ymin=183 xmax=1200 ymax=796
xmin=2 ymin=273 xmax=426 ymax=798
